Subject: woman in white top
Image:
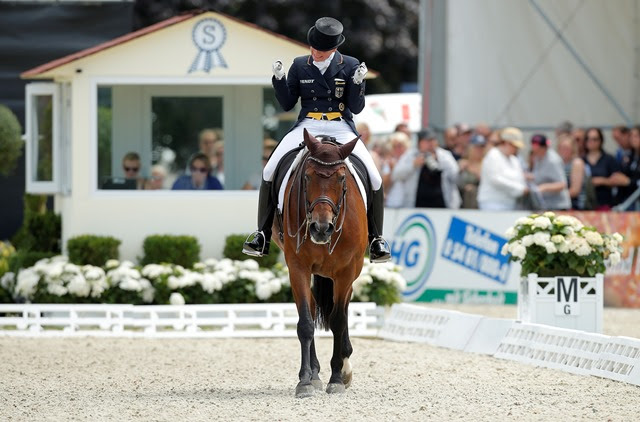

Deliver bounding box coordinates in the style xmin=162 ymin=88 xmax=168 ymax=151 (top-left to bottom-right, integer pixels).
xmin=477 ymin=127 xmax=528 ymax=210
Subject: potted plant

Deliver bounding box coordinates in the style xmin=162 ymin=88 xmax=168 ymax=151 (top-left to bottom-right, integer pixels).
xmin=501 ymin=211 xmax=622 ymax=332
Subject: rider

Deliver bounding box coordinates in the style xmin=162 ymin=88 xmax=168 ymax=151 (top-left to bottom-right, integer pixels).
xmin=242 ymin=17 xmax=391 ymax=263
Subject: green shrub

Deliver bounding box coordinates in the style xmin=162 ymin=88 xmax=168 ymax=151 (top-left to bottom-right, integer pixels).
xmin=0 ymin=104 xmax=23 ymax=177
xmin=67 ymin=235 xmax=120 ymax=266
xmin=8 ymin=250 xmax=57 ymax=274
xmin=11 ymin=210 xmax=61 ymax=253
xmin=141 ymin=235 xmax=200 ymax=268
xmin=223 ymin=234 xmax=281 ymax=268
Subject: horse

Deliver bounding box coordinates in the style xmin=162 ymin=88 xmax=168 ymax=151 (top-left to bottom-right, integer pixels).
xmin=272 ymin=128 xmax=368 ymax=398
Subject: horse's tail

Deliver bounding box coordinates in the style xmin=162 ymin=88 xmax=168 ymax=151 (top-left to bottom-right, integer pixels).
xmin=312 ymin=275 xmax=333 ymax=331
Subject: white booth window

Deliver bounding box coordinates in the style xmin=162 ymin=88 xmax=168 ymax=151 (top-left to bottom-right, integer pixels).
xmin=25 ymin=83 xmax=60 ymax=194
xmin=95 ymin=84 xmax=296 ymax=191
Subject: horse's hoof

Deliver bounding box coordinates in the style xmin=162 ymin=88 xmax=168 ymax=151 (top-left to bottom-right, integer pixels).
xmin=311 ymin=378 xmax=324 ymax=391
xmin=326 ymin=383 xmax=346 ymax=394
xmin=295 ymin=383 xmax=315 ymax=398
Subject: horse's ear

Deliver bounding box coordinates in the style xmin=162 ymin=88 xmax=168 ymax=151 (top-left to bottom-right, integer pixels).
xmin=303 ymin=128 xmax=320 ymax=154
xmin=338 ymin=136 xmax=359 ymax=160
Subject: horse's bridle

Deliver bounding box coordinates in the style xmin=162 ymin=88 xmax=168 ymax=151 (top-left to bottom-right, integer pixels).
xmin=287 ymin=155 xmax=348 ymax=254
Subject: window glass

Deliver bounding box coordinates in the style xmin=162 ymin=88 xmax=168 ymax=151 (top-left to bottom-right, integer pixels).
xmin=152 ymin=96 xmax=224 ymax=189
xmin=33 ymin=95 xmax=53 ymax=182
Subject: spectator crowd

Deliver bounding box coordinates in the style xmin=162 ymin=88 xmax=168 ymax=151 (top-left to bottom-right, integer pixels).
xmin=103 ymin=120 xmax=640 ymax=212
xmin=364 ymin=120 xmax=640 ymax=212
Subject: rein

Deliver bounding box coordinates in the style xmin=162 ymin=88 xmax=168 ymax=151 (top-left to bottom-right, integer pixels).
xmin=286 ymin=153 xmax=349 ymax=254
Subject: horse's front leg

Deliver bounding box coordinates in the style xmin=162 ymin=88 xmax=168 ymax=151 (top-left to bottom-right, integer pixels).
xmin=326 ymin=298 xmax=349 ymax=394
xmin=291 ymin=268 xmax=316 ymax=398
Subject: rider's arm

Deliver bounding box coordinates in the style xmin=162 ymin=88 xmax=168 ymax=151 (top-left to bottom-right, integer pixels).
xmin=344 ymin=59 xmax=366 ymax=114
xmin=272 ymin=60 xmax=300 ymax=111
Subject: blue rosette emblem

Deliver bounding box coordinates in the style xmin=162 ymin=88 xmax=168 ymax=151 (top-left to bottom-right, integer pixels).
xmin=189 ymin=18 xmax=228 ymax=73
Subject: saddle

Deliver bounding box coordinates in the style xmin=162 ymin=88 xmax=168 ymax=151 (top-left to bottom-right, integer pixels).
xmin=271 ymin=136 xmax=372 ymax=241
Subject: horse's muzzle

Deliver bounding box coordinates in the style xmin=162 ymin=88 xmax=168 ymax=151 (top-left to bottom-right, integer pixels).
xmin=309 ymin=220 xmax=335 ymax=244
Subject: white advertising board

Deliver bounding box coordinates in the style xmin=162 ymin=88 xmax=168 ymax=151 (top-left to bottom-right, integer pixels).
xmin=385 ymin=208 xmax=528 ymax=305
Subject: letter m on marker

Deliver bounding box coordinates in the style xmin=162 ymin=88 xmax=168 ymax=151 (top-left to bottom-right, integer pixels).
xmin=557 ymin=277 xmax=578 ymax=302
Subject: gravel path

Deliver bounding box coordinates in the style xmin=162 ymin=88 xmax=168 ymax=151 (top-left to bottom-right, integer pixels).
xmin=1 ymin=305 xmax=639 ymax=421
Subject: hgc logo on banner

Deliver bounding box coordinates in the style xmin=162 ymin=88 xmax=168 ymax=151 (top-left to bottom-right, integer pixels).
xmin=391 ymin=213 xmax=437 ymax=301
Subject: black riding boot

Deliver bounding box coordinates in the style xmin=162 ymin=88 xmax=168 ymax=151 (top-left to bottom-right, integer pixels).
xmin=242 ymin=180 xmax=275 ymax=257
xmin=368 ymin=188 xmax=391 ymax=263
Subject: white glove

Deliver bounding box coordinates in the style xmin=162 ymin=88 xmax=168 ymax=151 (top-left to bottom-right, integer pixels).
xmin=352 ymin=62 xmax=368 ymax=85
xmin=272 ymin=60 xmax=286 ymax=80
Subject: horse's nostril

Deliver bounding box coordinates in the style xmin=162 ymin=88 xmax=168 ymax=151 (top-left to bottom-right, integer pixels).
xmin=310 ymin=221 xmax=333 ymax=236
xmin=326 ymin=223 xmax=335 ymax=235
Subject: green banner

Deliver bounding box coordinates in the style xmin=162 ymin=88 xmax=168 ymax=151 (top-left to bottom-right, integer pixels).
xmin=413 ymin=289 xmax=517 ymax=305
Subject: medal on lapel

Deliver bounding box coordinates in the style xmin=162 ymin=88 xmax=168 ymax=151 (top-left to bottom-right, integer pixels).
xmin=334 ymin=78 xmax=345 ymax=98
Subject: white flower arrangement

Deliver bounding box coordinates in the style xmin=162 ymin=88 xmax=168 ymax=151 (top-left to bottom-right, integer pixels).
xmin=352 ymin=259 xmax=406 ymax=304
xmin=1 ymin=255 xmax=407 ymax=306
xmin=502 ymin=211 xmax=623 ymax=277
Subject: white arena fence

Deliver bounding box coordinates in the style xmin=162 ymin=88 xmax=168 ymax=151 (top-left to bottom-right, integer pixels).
xmin=380 ymin=303 xmax=640 ymax=387
xmin=0 ymin=303 xmax=381 ymax=338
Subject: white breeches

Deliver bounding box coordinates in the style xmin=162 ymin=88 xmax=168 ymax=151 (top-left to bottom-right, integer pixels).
xmin=262 ymin=119 xmax=382 ymax=190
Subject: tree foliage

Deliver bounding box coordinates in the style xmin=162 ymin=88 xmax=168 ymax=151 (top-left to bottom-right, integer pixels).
xmin=0 ymin=104 xmax=23 ymax=177
xmin=133 ymin=0 xmax=419 ymax=93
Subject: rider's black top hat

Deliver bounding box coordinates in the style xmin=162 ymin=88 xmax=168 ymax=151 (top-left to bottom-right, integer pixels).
xmin=307 ymin=17 xmax=345 ymax=51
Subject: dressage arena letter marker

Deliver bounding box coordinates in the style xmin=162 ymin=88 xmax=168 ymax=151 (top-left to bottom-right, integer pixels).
xmin=556 ymin=277 xmax=580 ymax=316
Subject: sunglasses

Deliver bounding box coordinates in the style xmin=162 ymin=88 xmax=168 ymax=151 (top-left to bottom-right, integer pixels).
xmin=190 ymin=166 xmax=209 ymax=174
xmin=124 ymin=167 xmax=139 ymax=172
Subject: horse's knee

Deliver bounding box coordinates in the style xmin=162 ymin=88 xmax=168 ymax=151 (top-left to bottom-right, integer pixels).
xmin=329 ymin=308 xmax=347 ymax=333
xmin=297 ymin=316 xmax=314 ymax=341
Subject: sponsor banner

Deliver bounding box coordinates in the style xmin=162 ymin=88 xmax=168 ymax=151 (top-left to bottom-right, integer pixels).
xmin=385 ymin=209 xmax=640 ymax=308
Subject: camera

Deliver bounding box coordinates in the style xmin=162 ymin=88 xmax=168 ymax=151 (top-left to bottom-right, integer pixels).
xmin=424 ymin=152 xmax=440 ymax=171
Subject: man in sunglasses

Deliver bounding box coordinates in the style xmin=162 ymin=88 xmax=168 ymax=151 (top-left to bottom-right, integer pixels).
xmin=243 ymin=17 xmax=391 ymax=263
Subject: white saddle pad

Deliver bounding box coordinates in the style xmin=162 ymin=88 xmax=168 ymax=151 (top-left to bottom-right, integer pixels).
xmin=277 ymin=148 xmax=368 ymax=212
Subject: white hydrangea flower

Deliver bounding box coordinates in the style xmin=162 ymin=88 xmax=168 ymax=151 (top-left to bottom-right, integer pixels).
xmin=67 ymin=274 xmax=91 ymax=297
xmin=193 ymin=262 xmax=205 ymax=271
xmin=532 ymin=216 xmax=552 ymax=229
xmin=200 ymin=273 xmax=223 ymax=293
xmin=551 ymin=234 xmax=565 ymax=243
xmin=608 ymin=251 xmax=621 ymax=266
xmin=0 ymin=272 xmax=15 ymax=290
xmin=557 ymin=241 xmax=570 ymax=253
xmin=612 ymin=233 xmax=623 ymax=243
xmin=170 ymin=292 xmax=185 ymax=305
xmin=141 ymin=263 xmax=173 ymax=279
xmin=533 ymin=232 xmax=551 ymax=246
xmin=515 ymin=217 xmax=534 ymax=226
xmin=583 ymin=230 xmax=604 ymax=246
xmin=501 ymin=243 xmax=509 ymax=255
xmin=105 ymin=259 xmax=120 ymax=270
xmin=47 ymin=283 xmax=67 ymax=297
xmin=15 ymin=268 xmax=40 ymax=299
xmin=542 ymin=211 xmax=556 ymax=218
xmin=504 ymin=227 xmax=516 ymax=239
xmin=255 ymin=283 xmax=273 ymax=300
xmin=510 ymin=244 xmax=526 ymax=260
xmin=521 ymin=235 xmax=534 ymax=247
xmin=544 ymin=242 xmax=557 ymax=254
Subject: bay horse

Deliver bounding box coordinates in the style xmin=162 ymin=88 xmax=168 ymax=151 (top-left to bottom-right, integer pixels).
xmin=272 ymin=128 xmax=368 ymax=398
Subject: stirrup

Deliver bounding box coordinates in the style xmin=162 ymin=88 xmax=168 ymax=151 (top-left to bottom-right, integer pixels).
xmin=369 ymin=237 xmax=391 ymax=263
xmin=242 ymin=231 xmax=269 ymax=257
